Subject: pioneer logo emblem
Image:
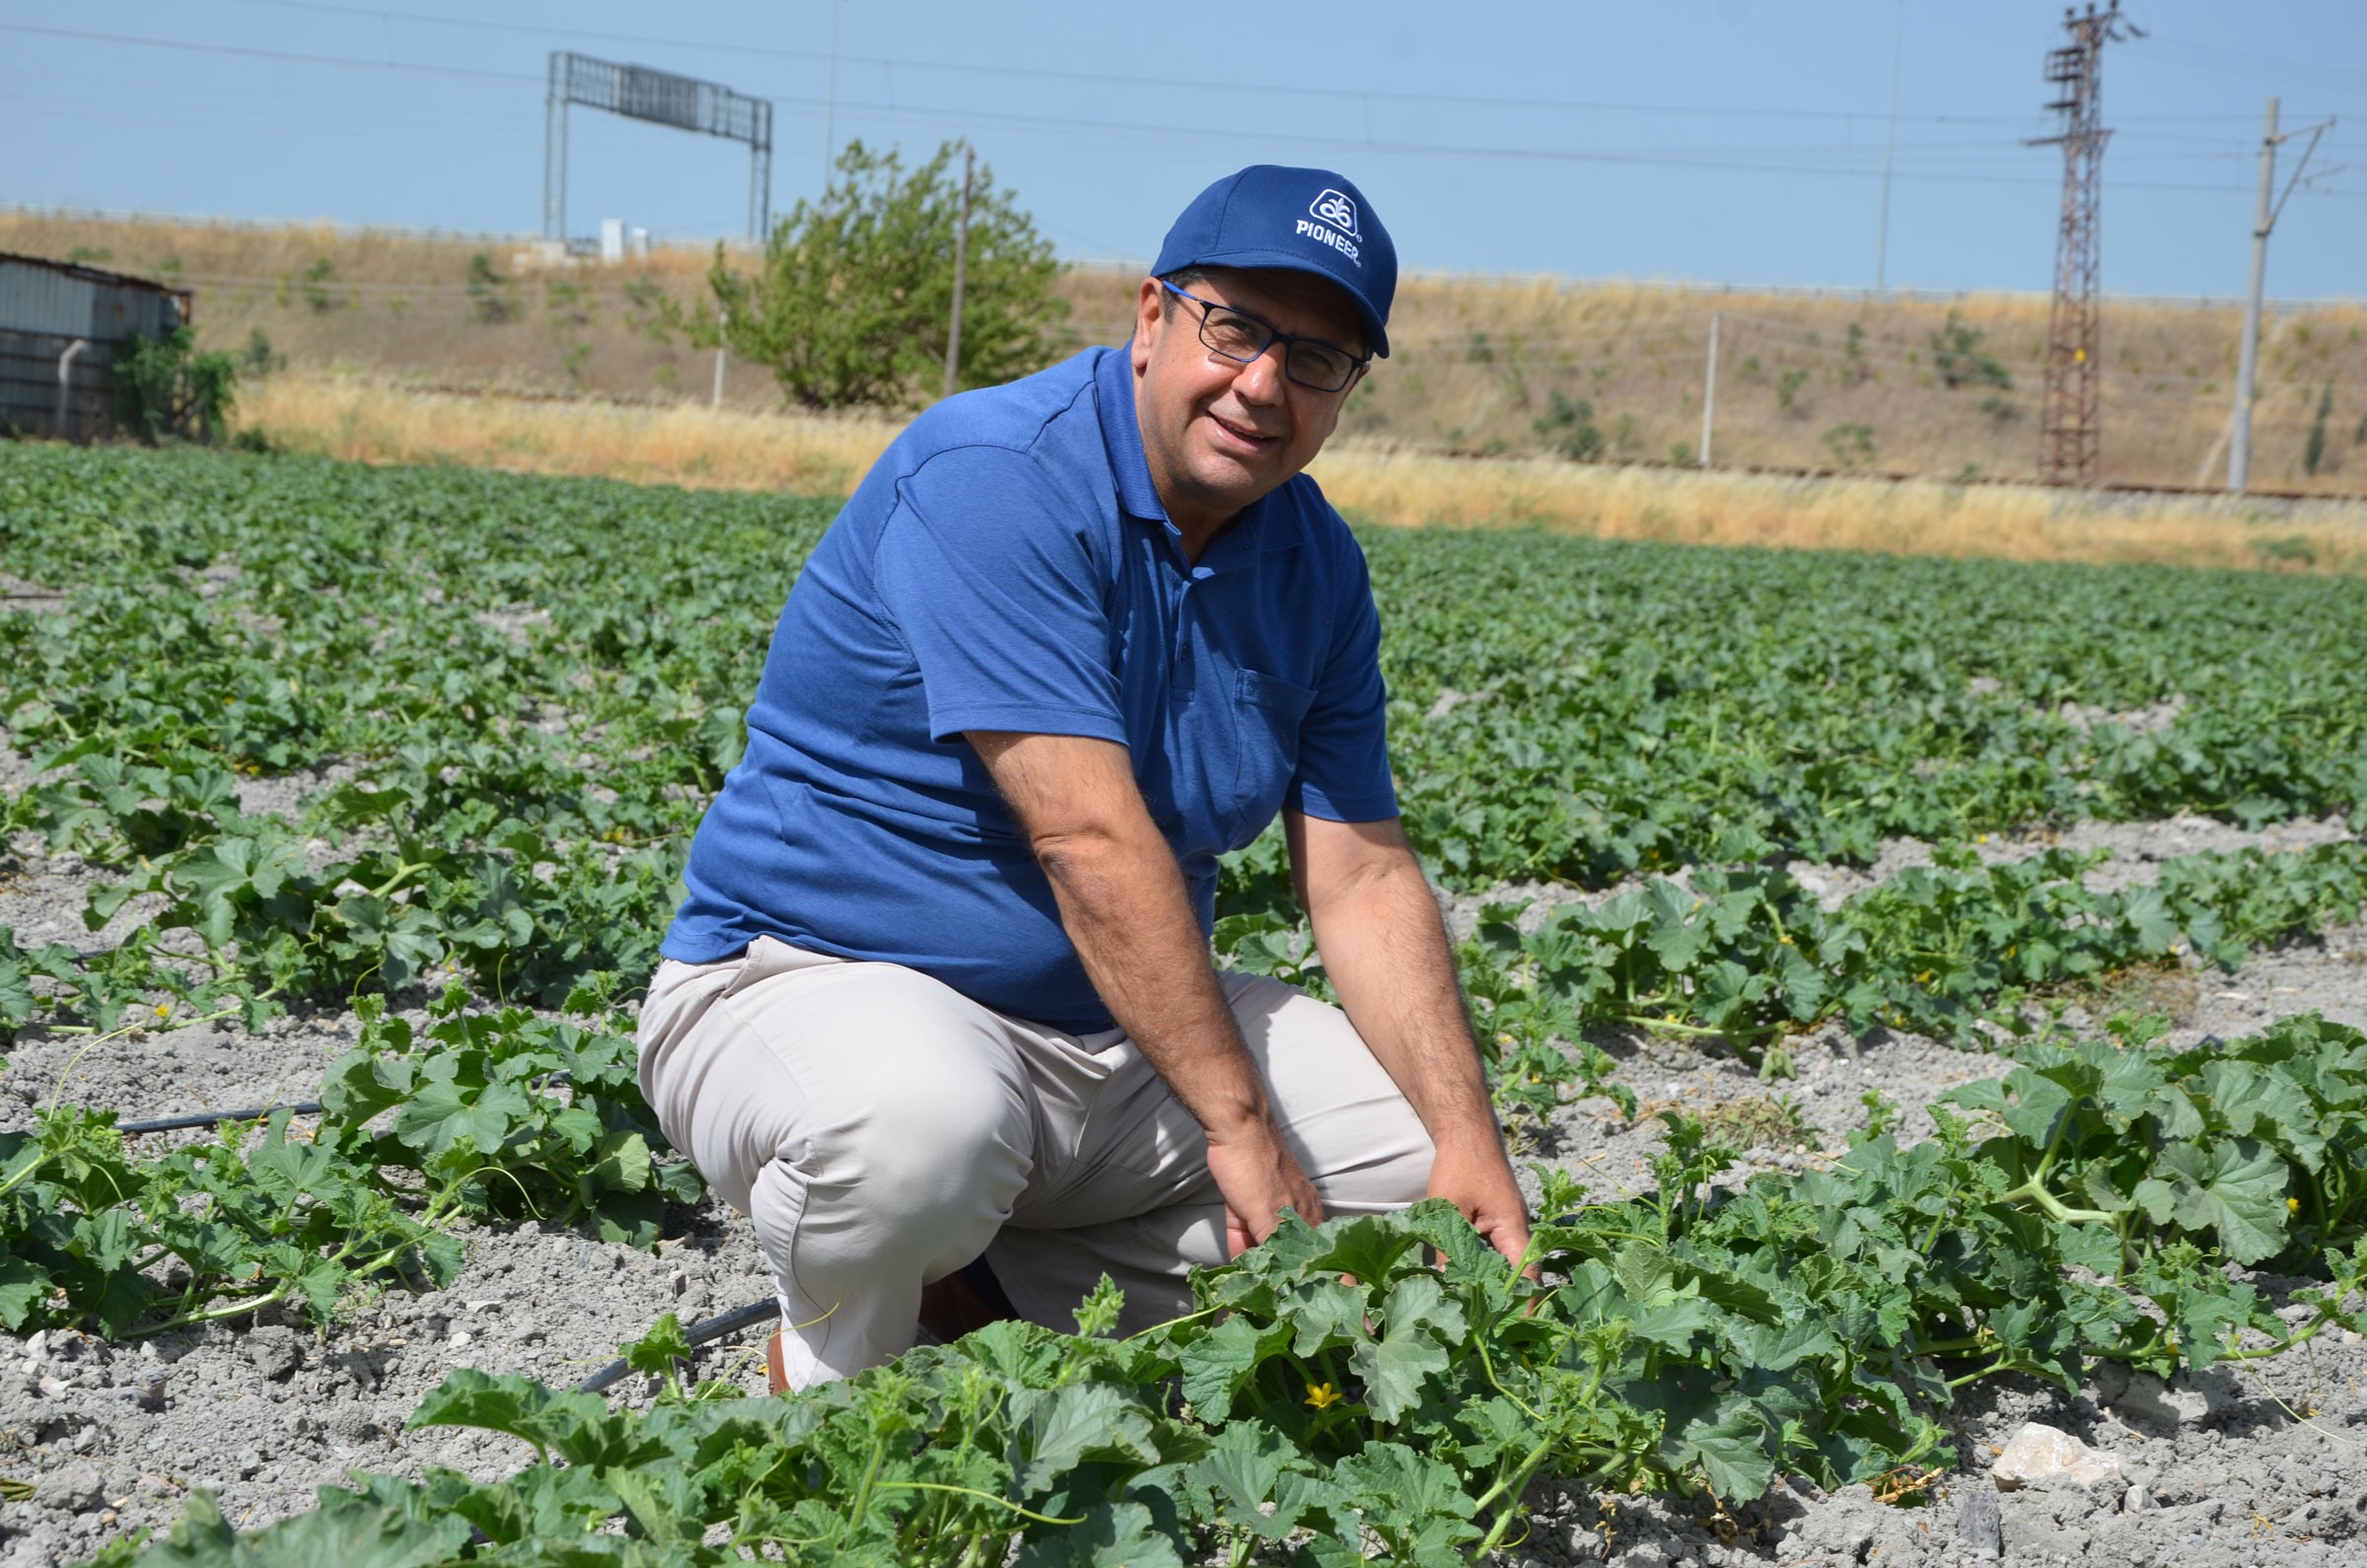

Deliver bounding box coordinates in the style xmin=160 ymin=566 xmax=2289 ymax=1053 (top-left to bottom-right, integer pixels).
xmin=1294 ymin=188 xmax=1363 ymax=265
xmin=1308 ymin=189 xmax=1360 ymax=239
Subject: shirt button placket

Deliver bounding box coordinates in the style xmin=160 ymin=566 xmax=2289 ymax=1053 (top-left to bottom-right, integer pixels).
xmin=1172 ymin=579 xmax=1195 ymax=699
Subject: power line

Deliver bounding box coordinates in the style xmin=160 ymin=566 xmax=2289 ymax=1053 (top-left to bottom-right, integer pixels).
xmin=6 ymin=19 xmax=2361 ymax=207
xmin=2143 ymin=35 xmax=2367 ymax=98
xmin=202 ymin=0 xmax=2060 ymax=126
xmin=0 ymin=19 xmax=539 ymax=85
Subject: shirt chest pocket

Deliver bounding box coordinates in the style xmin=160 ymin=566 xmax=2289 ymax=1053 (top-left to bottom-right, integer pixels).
xmin=1224 ymin=667 xmax=1318 ymax=847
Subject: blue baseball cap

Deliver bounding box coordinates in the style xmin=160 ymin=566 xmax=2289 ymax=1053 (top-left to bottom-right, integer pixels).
xmin=1151 ymin=166 xmax=1397 ymax=359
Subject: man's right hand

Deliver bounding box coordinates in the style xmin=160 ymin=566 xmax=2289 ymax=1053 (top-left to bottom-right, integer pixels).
xmin=1206 ymin=1117 xmax=1326 ymax=1257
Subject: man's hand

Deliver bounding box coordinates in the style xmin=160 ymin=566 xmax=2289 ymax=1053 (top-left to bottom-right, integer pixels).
xmin=1208 ymin=1119 xmax=1327 ymax=1256
xmin=1427 ymin=1143 xmax=1533 ymax=1272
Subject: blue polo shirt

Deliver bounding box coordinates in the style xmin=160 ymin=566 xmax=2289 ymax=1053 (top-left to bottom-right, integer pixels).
xmin=662 ymin=345 xmax=1398 ymax=1032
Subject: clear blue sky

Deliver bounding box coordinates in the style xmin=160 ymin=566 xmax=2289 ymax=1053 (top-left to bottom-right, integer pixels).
xmin=6 ymin=1 xmax=2362 ymax=299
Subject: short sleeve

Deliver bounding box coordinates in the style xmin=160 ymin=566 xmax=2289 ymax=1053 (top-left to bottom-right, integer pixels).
xmin=871 ymin=446 xmax=1127 ymax=746
xmin=1286 ymin=542 xmax=1399 ymax=822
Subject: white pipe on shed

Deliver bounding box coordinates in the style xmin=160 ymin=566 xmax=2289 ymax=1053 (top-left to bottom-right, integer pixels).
xmin=55 ymin=340 xmax=88 ymax=441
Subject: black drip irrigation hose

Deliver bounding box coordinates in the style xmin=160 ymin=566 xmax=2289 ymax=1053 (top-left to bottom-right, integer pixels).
xmin=577 ymin=1298 xmax=778 ymax=1394
xmin=117 ymin=1101 xmax=325 ymax=1135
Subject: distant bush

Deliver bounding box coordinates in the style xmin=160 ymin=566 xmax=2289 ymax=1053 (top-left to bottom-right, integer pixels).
xmin=1822 ymin=421 xmax=1876 ymax=469
xmin=1533 ymin=391 xmax=1605 ymax=462
xmin=111 ymin=325 xmax=236 ymax=445
xmin=1930 ymin=312 xmax=2012 ymax=392
xmin=1838 ymin=321 xmax=1872 ymax=386
xmin=466 ymin=252 xmax=514 ymax=324
xmin=2304 ymin=383 xmax=2333 ymax=475
xmin=237 ymin=328 xmax=283 ymax=381
xmin=297 ymin=257 xmax=336 ymax=314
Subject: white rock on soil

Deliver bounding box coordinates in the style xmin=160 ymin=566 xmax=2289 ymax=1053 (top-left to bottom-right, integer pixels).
xmin=1990 ymin=1422 xmax=2127 ymax=1491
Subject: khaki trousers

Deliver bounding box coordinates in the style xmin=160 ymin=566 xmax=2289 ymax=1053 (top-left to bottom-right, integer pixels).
xmin=636 ymin=936 xmax=1435 ymax=1390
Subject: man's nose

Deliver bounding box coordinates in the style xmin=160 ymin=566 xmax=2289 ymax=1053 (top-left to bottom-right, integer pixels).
xmin=1233 ymin=342 xmax=1287 ymax=403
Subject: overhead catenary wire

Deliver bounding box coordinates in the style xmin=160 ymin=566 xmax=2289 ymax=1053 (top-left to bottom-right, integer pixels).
xmin=6 ymin=21 xmax=2361 ymax=202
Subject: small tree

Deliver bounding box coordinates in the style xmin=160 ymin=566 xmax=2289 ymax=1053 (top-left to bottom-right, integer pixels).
xmin=111 ymin=326 xmax=237 ymax=445
xmin=697 ymin=139 xmax=1066 ymax=410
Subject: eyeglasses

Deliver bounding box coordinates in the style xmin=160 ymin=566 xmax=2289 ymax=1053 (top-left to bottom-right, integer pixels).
xmin=1159 ymin=279 xmax=1369 ymax=394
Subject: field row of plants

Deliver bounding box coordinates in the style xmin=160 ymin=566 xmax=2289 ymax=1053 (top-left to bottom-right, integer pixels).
xmin=1 ymin=445 xmax=2363 ymax=1562
xmin=101 ymin=1010 xmax=2367 ymax=1567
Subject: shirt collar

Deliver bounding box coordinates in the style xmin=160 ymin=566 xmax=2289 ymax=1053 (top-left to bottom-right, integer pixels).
xmin=1093 ymin=342 xmax=1309 ymax=564
xmin=1094 ymin=345 xmax=1167 ymax=525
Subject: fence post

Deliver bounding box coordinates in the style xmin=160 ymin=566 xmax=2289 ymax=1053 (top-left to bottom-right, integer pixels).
xmin=712 ymin=305 xmax=728 ymax=410
xmin=1698 ymin=313 xmax=1720 ymax=467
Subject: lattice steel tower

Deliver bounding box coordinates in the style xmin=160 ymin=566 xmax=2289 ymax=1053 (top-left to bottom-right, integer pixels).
xmin=2032 ymin=3 xmax=2136 ymax=486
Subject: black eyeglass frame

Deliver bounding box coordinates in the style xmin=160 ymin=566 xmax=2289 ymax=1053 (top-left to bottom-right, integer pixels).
xmin=1158 ymin=278 xmax=1371 ymax=394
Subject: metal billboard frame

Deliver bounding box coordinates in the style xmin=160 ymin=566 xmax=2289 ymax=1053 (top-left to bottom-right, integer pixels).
xmin=543 ymin=51 xmax=774 ymax=246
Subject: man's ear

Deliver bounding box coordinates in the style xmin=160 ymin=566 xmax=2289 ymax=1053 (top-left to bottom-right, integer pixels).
xmin=1130 ymin=277 xmax=1164 ymax=375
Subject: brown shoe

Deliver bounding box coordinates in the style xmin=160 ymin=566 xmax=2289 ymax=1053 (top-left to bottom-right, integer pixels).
xmin=764 ymin=1329 xmax=788 ymax=1396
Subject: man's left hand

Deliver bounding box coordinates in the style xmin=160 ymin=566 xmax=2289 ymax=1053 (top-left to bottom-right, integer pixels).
xmin=1426 ymin=1140 xmax=1533 ymax=1272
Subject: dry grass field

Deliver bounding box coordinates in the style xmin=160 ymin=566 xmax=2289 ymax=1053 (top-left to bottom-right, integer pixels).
xmin=242 ymin=375 xmax=2367 ymax=577
xmin=10 ymin=209 xmax=2366 ymax=494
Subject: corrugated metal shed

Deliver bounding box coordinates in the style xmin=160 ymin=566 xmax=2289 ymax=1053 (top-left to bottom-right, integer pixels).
xmin=0 ymin=252 xmax=193 ymax=441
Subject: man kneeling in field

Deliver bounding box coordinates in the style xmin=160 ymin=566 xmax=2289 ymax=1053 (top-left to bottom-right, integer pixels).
xmin=638 ymin=166 xmax=1529 ymax=1391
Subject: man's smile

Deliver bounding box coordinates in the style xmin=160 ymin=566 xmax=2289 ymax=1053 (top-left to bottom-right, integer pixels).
xmin=1204 ymin=409 xmax=1283 ymax=456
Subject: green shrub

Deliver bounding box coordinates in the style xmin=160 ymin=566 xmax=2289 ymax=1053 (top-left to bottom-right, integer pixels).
xmin=1930 ymin=311 xmax=2012 ymax=392
xmin=2304 ymin=383 xmax=2333 ymax=475
xmin=1533 ymin=391 xmax=1605 ymax=462
xmin=236 ymin=327 xmax=281 ymax=380
xmin=697 ymin=139 xmax=1066 ymax=410
xmin=466 ymin=251 xmax=515 ymax=324
xmin=1822 ymin=421 xmax=1876 ymax=469
xmin=110 ymin=326 xmax=237 ymax=446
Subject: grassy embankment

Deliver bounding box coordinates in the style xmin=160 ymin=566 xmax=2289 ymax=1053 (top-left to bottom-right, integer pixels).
xmin=10 ymin=209 xmax=2367 ymax=493
xmin=241 ymin=376 xmax=2367 ymax=577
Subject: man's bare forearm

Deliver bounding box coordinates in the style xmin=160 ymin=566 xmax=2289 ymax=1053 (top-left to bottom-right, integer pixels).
xmin=975 ymin=731 xmax=1327 ymax=1245
xmin=1304 ymin=851 xmax=1502 ymax=1152
xmin=1032 ymin=822 xmax=1272 ymax=1135
xmin=966 ymin=731 xmax=1273 ymax=1141
xmin=1291 ymin=813 xmax=1529 ymax=1264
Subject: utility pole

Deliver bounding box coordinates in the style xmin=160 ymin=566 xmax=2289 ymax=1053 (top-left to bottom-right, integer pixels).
xmin=2228 ymin=97 xmax=2334 ymax=493
xmin=1874 ymin=0 xmax=1903 ymax=291
xmin=2031 ymin=2 xmax=2137 ymax=488
xmin=713 ymin=304 xmax=729 ymax=410
xmin=1698 ymin=313 xmax=1720 ymax=467
xmin=944 ymin=145 xmax=974 ymax=400
xmin=823 ymin=0 xmax=840 ymax=187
